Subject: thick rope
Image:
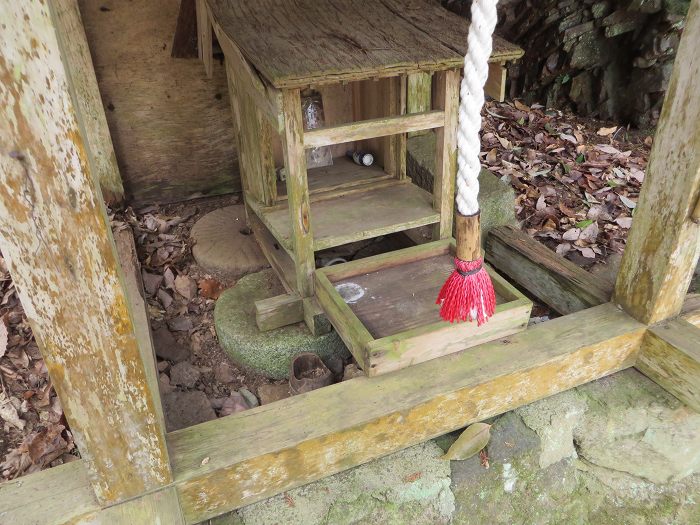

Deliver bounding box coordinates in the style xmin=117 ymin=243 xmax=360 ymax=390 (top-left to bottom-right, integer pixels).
xmin=456 ymin=0 xmax=499 ymax=216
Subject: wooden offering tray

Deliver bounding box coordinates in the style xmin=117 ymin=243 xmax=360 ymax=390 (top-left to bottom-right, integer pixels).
xmin=315 ymin=239 xmax=532 ymax=376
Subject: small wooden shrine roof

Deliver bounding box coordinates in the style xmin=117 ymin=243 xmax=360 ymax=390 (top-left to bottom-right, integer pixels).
xmin=208 ymin=0 xmax=524 ymax=89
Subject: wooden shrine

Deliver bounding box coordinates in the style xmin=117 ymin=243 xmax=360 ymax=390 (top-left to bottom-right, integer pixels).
xmin=0 ymin=0 xmax=698 ymax=523
xmin=200 ymin=0 xmax=530 ymax=375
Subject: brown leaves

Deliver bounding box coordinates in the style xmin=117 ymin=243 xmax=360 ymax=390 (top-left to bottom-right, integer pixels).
xmin=198 ymin=278 xmax=225 ymax=300
xmin=1 ymin=423 xmax=75 ymax=479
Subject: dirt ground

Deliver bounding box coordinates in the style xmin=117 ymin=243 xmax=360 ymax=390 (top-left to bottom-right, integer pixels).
xmin=0 ymin=100 xmax=652 ymax=481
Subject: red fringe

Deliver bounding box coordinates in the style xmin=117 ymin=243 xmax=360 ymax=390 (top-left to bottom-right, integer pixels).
xmin=436 ymin=257 xmax=496 ymax=325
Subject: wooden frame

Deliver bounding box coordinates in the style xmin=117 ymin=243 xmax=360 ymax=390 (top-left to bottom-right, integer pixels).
xmin=315 ymin=239 xmax=532 ymax=375
xmin=1 ymin=1 xmax=699 ymax=524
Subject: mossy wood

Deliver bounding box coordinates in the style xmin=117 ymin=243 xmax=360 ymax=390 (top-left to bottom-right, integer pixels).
xmin=315 ymin=240 xmax=532 ymax=375
xmin=0 ymin=0 xmax=171 ymax=504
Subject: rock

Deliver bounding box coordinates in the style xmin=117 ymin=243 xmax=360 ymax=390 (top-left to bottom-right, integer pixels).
xmin=168 ymin=316 xmax=193 ymax=332
xmin=257 ymin=383 xmax=291 ymax=405
xmin=570 ymin=31 xmax=605 ymax=69
xmin=158 ymin=373 xmax=174 ymax=394
xmin=407 ymin=134 xmax=519 ymax=246
xmin=342 ymin=363 xmax=365 ymax=381
xmin=236 ymin=441 xmax=454 ymax=525
xmin=152 ymin=326 xmax=189 ymax=363
xmin=141 ymin=271 xmax=163 ymax=296
xmin=157 ymin=288 xmax=173 ymax=309
xmin=239 ymin=387 xmax=259 ymax=408
xmin=219 ymin=392 xmax=249 ymax=416
xmin=214 ymin=362 xmax=236 ymax=384
xmin=156 ymin=360 xmax=169 ymax=372
xmin=191 ymin=205 xmax=269 ymax=278
xmin=169 ymin=361 xmax=200 ymax=388
xmin=214 ymin=269 xmax=349 ymax=379
xmin=162 ymin=390 xmax=216 ymax=431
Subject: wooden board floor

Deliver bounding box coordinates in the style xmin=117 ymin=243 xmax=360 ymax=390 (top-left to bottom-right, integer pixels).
xmin=333 ymin=253 xmax=507 ymax=338
xmin=261 ymin=181 xmax=440 ymax=252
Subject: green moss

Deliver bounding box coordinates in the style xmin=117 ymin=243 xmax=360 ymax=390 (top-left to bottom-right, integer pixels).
xmin=214 ymin=269 xmax=348 ymax=379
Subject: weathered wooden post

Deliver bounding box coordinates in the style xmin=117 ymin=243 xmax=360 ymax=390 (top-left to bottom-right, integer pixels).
xmin=0 ymin=0 xmax=170 ymax=506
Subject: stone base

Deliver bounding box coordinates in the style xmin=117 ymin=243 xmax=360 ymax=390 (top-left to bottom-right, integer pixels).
xmin=191 ymin=205 xmax=269 ymax=278
xmin=407 ymin=134 xmax=520 ymax=245
xmin=214 ymin=269 xmax=348 ymax=380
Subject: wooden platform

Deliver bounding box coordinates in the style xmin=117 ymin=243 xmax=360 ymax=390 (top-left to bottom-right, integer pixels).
xmin=208 ymin=0 xmax=524 ymax=88
xmin=252 ymin=180 xmax=440 ymax=253
xmin=315 ymin=240 xmax=532 ymax=375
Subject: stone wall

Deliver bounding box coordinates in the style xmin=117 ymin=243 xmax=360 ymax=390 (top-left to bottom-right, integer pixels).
xmin=444 ymin=0 xmax=690 ymax=128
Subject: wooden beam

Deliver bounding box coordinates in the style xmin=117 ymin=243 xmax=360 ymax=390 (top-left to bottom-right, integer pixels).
xmin=168 ymin=303 xmax=645 ymax=523
xmin=0 ymin=1 xmax=171 ymax=503
xmin=614 ymin=1 xmax=700 ymax=324
xmin=196 ymin=0 xmax=213 ymax=77
xmin=53 ymin=0 xmax=124 ymax=205
xmin=432 ymin=69 xmax=460 ymax=239
xmin=255 ymin=292 xmax=303 ymax=331
xmin=486 ymin=225 xmax=611 ymax=314
xmin=171 ymin=0 xmax=198 ymax=58
xmin=74 ymin=487 xmax=186 ymax=524
xmin=485 ymin=62 xmax=507 ymax=102
xmin=637 ymin=319 xmax=700 ymax=411
xmin=407 ymin=71 xmax=432 ymax=138
xmin=281 ymin=89 xmax=316 ymax=302
xmin=303 ymin=110 xmax=445 ymax=149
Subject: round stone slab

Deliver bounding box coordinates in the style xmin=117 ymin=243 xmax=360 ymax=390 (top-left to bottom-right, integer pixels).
xmin=214 ymin=269 xmax=349 ymax=380
xmin=191 ymin=205 xmax=269 ymax=278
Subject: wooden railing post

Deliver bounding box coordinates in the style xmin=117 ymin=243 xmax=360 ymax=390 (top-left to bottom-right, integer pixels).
xmin=614 ymin=0 xmax=700 ymax=324
xmin=0 ymin=0 xmax=171 ymax=505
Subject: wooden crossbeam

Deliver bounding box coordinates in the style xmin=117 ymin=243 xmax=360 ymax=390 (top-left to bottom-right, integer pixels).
xmin=637 ymin=319 xmax=700 ymax=411
xmin=614 ymin=0 xmax=700 ymax=324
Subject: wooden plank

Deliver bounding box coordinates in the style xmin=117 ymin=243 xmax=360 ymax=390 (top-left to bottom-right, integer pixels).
xmin=114 ymin=227 xmax=166 ymax=431
xmin=613 ymin=2 xmax=700 ymax=325
xmin=314 ymin=271 xmax=374 ymax=370
xmin=407 ymin=72 xmax=433 ymax=136
xmin=54 ymin=0 xmax=124 ymax=205
xmin=0 ymin=460 xmax=98 ymax=525
xmin=169 ymin=302 xmax=644 ymax=523
xmin=260 ymin=182 xmax=441 ymax=252
xmin=74 ymin=487 xmax=185 ymax=525
xmin=681 ymin=293 xmax=700 ymax=327
xmin=172 ymin=0 xmax=198 ymax=58
xmin=281 ymin=89 xmax=316 ymax=300
xmin=637 ymin=319 xmax=700 ymax=411
xmin=304 ymin=110 xmax=444 ymax=149
xmin=385 ymin=75 xmax=408 ymax=180
xmin=255 ymin=293 xmax=303 ymax=331
xmin=486 ymin=225 xmax=611 ymax=314
xmin=79 ymin=0 xmax=239 ymax=205
xmin=432 ymin=69 xmax=460 ymax=239
xmin=208 ymin=0 xmax=522 ymax=89
xmin=247 ymin=211 xmax=296 ymax=293
xmin=196 ymin=0 xmax=213 ymax=77
xmin=302 ymin=297 xmax=333 ymax=336
xmin=0 ymin=1 xmax=171 ymax=503
xmin=485 ymin=62 xmax=507 ymax=102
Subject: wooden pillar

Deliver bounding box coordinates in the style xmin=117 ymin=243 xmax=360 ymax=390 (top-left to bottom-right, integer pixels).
xmin=407 ymin=72 xmax=432 ymax=137
xmin=281 ymin=89 xmax=316 ymax=301
xmin=0 ymin=0 xmax=171 ymax=505
xmin=432 ymin=69 xmax=460 ymax=240
xmin=54 ymin=0 xmax=125 ymax=205
xmin=614 ymin=0 xmax=700 ymax=324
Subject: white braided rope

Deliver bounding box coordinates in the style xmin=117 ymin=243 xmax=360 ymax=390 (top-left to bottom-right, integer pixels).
xmin=456 ymin=0 xmax=499 ymax=216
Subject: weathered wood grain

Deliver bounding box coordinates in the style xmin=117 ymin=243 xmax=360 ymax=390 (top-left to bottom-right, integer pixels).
xmin=79 ymin=0 xmax=239 ymax=205
xmin=172 ymin=0 xmax=198 ymax=58
xmin=54 ymin=0 xmax=124 ymax=204
xmin=637 ymin=319 xmax=700 ymax=411
xmin=0 ymin=1 xmax=171 ymax=502
xmin=169 ymin=302 xmax=644 ymax=523
xmin=73 ymin=487 xmax=185 ymax=525
xmin=681 ymin=293 xmax=700 ymax=327
xmin=196 ymin=0 xmax=213 ymax=78
xmin=208 ymin=0 xmax=522 ymax=89
xmin=432 ymin=70 xmax=460 ymax=239
xmin=255 ymin=293 xmax=303 ymax=331
xmin=486 ymin=225 xmax=611 ymax=314
xmin=304 ymin=110 xmax=444 ymax=149
xmin=614 ymin=1 xmax=700 ymax=324
xmin=485 ymin=62 xmax=507 ymax=102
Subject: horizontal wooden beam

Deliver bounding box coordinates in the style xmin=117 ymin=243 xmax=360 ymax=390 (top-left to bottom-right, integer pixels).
xmin=486 ymin=225 xmax=611 ymax=314
xmin=637 ymin=318 xmax=700 ymax=411
xmin=255 ymin=292 xmax=303 ymax=331
xmin=303 ymin=110 xmax=445 ymax=149
xmin=168 ymin=303 xmax=644 ymax=523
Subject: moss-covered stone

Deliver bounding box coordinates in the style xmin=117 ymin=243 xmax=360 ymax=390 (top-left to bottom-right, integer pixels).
xmin=214 ymin=269 xmax=348 ymax=379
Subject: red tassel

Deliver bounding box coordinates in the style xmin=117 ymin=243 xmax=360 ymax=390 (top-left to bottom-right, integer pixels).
xmin=436 ymin=257 xmax=496 ymax=325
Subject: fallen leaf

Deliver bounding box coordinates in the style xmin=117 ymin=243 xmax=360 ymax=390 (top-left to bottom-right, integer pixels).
xmin=443 ymin=422 xmax=491 ymax=461
xmin=485 ymin=148 xmax=499 ymax=164
xmin=0 ymin=319 xmax=7 ymax=358
xmin=562 ymin=228 xmax=581 ymax=241
xmin=580 ymin=247 xmax=596 ymax=258
xmin=579 ymin=222 xmax=599 ymax=243
xmin=596 ymin=126 xmax=617 ymax=136
xmin=174 ymin=274 xmax=197 ymax=300
xmin=619 ymin=195 xmax=637 ymax=209
xmin=198 ymin=278 xmax=225 ymax=300
xmin=479 ymin=448 xmax=490 ymax=469
xmin=513 ymin=100 xmax=530 ymax=111
xmin=404 ymin=471 xmax=423 ymax=483
xmin=615 ymin=217 xmax=633 ymax=229
xmin=556 ymin=243 xmax=572 ymax=256
xmin=0 ymin=393 xmax=25 ymax=430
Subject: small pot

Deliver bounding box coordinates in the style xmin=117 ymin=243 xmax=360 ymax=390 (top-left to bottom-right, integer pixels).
xmin=289 ymin=352 xmax=333 ymax=395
